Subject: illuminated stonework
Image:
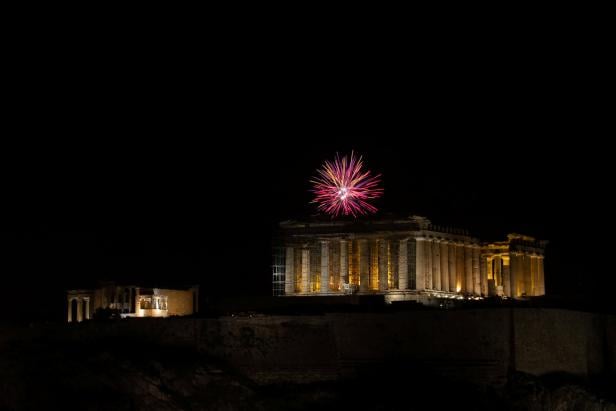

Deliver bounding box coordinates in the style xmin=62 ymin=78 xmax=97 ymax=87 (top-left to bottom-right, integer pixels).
xmin=66 ymin=282 xmax=199 ymax=322
xmin=272 ymin=215 xmax=547 ymax=302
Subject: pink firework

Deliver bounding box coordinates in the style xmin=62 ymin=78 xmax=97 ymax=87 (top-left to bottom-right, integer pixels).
xmin=310 ymin=151 xmax=383 ymax=217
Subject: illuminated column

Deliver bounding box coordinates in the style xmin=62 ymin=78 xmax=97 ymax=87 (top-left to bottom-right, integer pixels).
xmin=487 ymin=256 xmax=495 ymax=295
xmin=510 ymin=252 xmax=521 ymax=297
xmin=424 ymin=238 xmax=433 ymax=289
xmin=340 ymin=240 xmax=348 ymax=285
xmin=472 ymin=246 xmax=481 ymax=295
xmin=320 ymin=241 xmax=329 ymax=294
xmin=285 ymin=247 xmax=295 ymax=295
xmin=379 ymin=240 xmax=388 ymax=291
xmin=67 ymin=298 xmax=73 ymax=322
xmin=535 ymin=255 xmax=542 ymax=296
xmin=301 ymin=249 xmax=310 ymax=294
xmin=415 ymin=237 xmax=426 ymax=291
xmin=440 ymin=241 xmax=449 ymax=292
xmin=456 ymin=243 xmax=464 ymax=293
xmin=84 ymin=298 xmax=90 ymax=320
xmin=530 ymin=255 xmax=538 ymax=296
xmin=493 ymin=256 xmax=501 ymax=288
xmin=480 ymin=255 xmax=488 ymax=296
xmin=537 ymin=255 xmax=545 ymax=295
xmin=465 ymin=245 xmax=473 ymax=293
xmin=524 ymin=253 xmax=532 ymax=296
xmin=77 ymin=298 xmax=83 ymax=322
xmin=359 ymin=239 xmax=370 ymax=292
xmin=432 ymin=239 xmax=441 ymax=291
xmin=398 ymin=239 xmax=408 ymax=289
xmin=509 ymin=252 xmax=516 ymax=297
xmin=502 ymin=256 xmax=511 ymax=297
xmin=539 ymin=255 xmax=546 ymax=295
xmin=448 ymin=242 xmax=456 ymax=292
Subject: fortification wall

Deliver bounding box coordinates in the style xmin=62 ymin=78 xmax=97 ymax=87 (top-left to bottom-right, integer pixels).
xmin=36 ymin=308 xmax=614 ymax=385
xmin=164 ymin=289 xmax=193 ymax=316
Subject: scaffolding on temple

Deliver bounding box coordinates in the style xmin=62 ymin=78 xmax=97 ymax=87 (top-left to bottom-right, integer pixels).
xmin=272 ymin=247 xmax=285 ymax=296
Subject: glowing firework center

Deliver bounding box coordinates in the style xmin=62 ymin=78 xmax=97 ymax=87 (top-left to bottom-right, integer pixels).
xmin=272 ymin=215 xmax=547 ymax=303
xmin=311 ymin=152 xmax=382 ymax=217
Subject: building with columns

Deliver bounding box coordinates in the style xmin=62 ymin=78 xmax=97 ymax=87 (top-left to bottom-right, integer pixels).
xmin=67 ymin=282 xmax=199 ymax=322
xmin=272 ymin=215 xmax=546 ymax=303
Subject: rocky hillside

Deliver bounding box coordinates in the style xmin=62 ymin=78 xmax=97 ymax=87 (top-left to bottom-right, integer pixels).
xmin=1 ymin=322 xmax=614 ymax=410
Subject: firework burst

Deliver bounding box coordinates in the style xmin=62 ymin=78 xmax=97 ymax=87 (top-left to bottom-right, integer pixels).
xmin=310 ymin=151 xmax=383 ymax=217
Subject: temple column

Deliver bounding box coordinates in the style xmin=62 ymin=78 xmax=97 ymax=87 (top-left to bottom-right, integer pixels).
xmin=486 ymin=256 xmax=495 ymax=295
xmin=502 ymin=256 xmax=511 ymax=297
xmin=285 ymin=247 xmax=295 ymax=295
xmin=535 ymin=255 xmax=541 ymax=296
xmin=530 ymin=254 xmax=538 ymax=296
xmin=379 ymin=240 xmax=388 ymax=291
xmin=340 ymin=240 xmax=348 ymax=286
xmin=301 ymin=248 xmax=310 ymax=294
xmin=432 ymin=239 xmax=441 ymax=291
xmin=398 ymin=239 xmax=408 ymax=289
xmin=480 ymin=254 xmax=488 ymax=296
xmin=84 ymin=298 xmax=90 ymax=320
xmin=523 ymin=253 xmax=532 ymax=296
xmin=359 ymin=239 xmax=370 ymax=292
xmin=440 ymin=241 xmax=449 ymax=292
xmin=320 ymin=241 xmax=330 ymax=294
xmin=493 ymin=256 xmax=502 ymax=295
xmin=537 ymin=255 xmax=545 ymax=295
xmin=465 ymin=245 xmax=473 ymax=293
xmin=472 ymin=246 xmax=481 ymax=295
xmin=510 ymin=252 xmax=521 ymax=297
xmin=448 ymin=242 xmax=456 ymax=292
xmin=415 ymin=237 xmax=426 ymax=291
xmin=456 ymin=243 xmax=464 ymax=293
xmin=424 ymin=238 xmax=433 ymax=289
xmin=77 ymin=298 xmax=83 ymax=322
xmin=67 ymin=298 xmax=73 ymax=322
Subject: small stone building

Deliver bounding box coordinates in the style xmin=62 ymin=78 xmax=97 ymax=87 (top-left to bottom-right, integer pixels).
xmin=67 ymin=282 xmax=199 ymax=322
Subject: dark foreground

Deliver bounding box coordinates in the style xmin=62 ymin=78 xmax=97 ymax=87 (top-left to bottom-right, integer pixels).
xmin=1 ymin=308 xmax=615 ymax=410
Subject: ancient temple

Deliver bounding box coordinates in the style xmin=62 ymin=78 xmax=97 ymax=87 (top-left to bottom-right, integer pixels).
xmin=67 ymin=282 xmax=199 ymax=322
xmin=272 ymin=215 xmax=546 ymax=303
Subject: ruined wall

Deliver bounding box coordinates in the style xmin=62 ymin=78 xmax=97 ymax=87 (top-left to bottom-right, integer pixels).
xmin=41 ymin=308 xmax=614 ymax=385
xmin=512 ymin=309 xmax=608 ymax=378
xmin=165 ymin=289 xmax=193 ymax=316
xmin=327 ymin=309 xmax=511 ymax=385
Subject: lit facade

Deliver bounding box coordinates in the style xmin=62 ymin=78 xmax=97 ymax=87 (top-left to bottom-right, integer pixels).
xmin=272 ymin=215 xmax=546 ymax=302
xmin=67 ymin=282 xmax=199 ymax=322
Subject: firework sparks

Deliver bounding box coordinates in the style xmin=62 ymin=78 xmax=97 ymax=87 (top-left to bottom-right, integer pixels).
xmin=310 ymin=151 xmax=383 ymax=217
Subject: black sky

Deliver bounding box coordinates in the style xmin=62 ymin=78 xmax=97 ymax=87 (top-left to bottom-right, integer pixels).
xmin=2 ymin=40 xmax=612 ymax=321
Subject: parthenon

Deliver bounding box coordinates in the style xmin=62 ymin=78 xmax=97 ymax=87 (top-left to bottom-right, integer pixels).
xmin=272 ymin=215 xmax=546 ymax=302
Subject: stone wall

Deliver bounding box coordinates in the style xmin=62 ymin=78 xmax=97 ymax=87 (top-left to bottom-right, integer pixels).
xmin=514 ymin=309 xmax=590 ymax=376
xmin=165 ymin=289 xmax=194 ymax=316
xmin=39 ymin=308 xmax=614 ymax=386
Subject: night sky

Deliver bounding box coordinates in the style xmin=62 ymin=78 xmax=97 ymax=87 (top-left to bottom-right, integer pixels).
xmin=2 ymin=59 xmax=611 ymax=322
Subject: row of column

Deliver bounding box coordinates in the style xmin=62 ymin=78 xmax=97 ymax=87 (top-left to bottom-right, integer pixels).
xmin=283 ymin=239 xmax=545 ymax=298
xmin=67 ymin=296 xmax=90 ymax=322
xmin=415 ymin=237 xmax=481 ymax=295
xmin=284 ymin=239 xmax=411 ymax=295
xmin=103 ymin=287 xmax=136 ymax=313
xmin=285 ymin=241 xmax=348 ymax=294
xmin=509 ymin=252 xmax=545 ymax=297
